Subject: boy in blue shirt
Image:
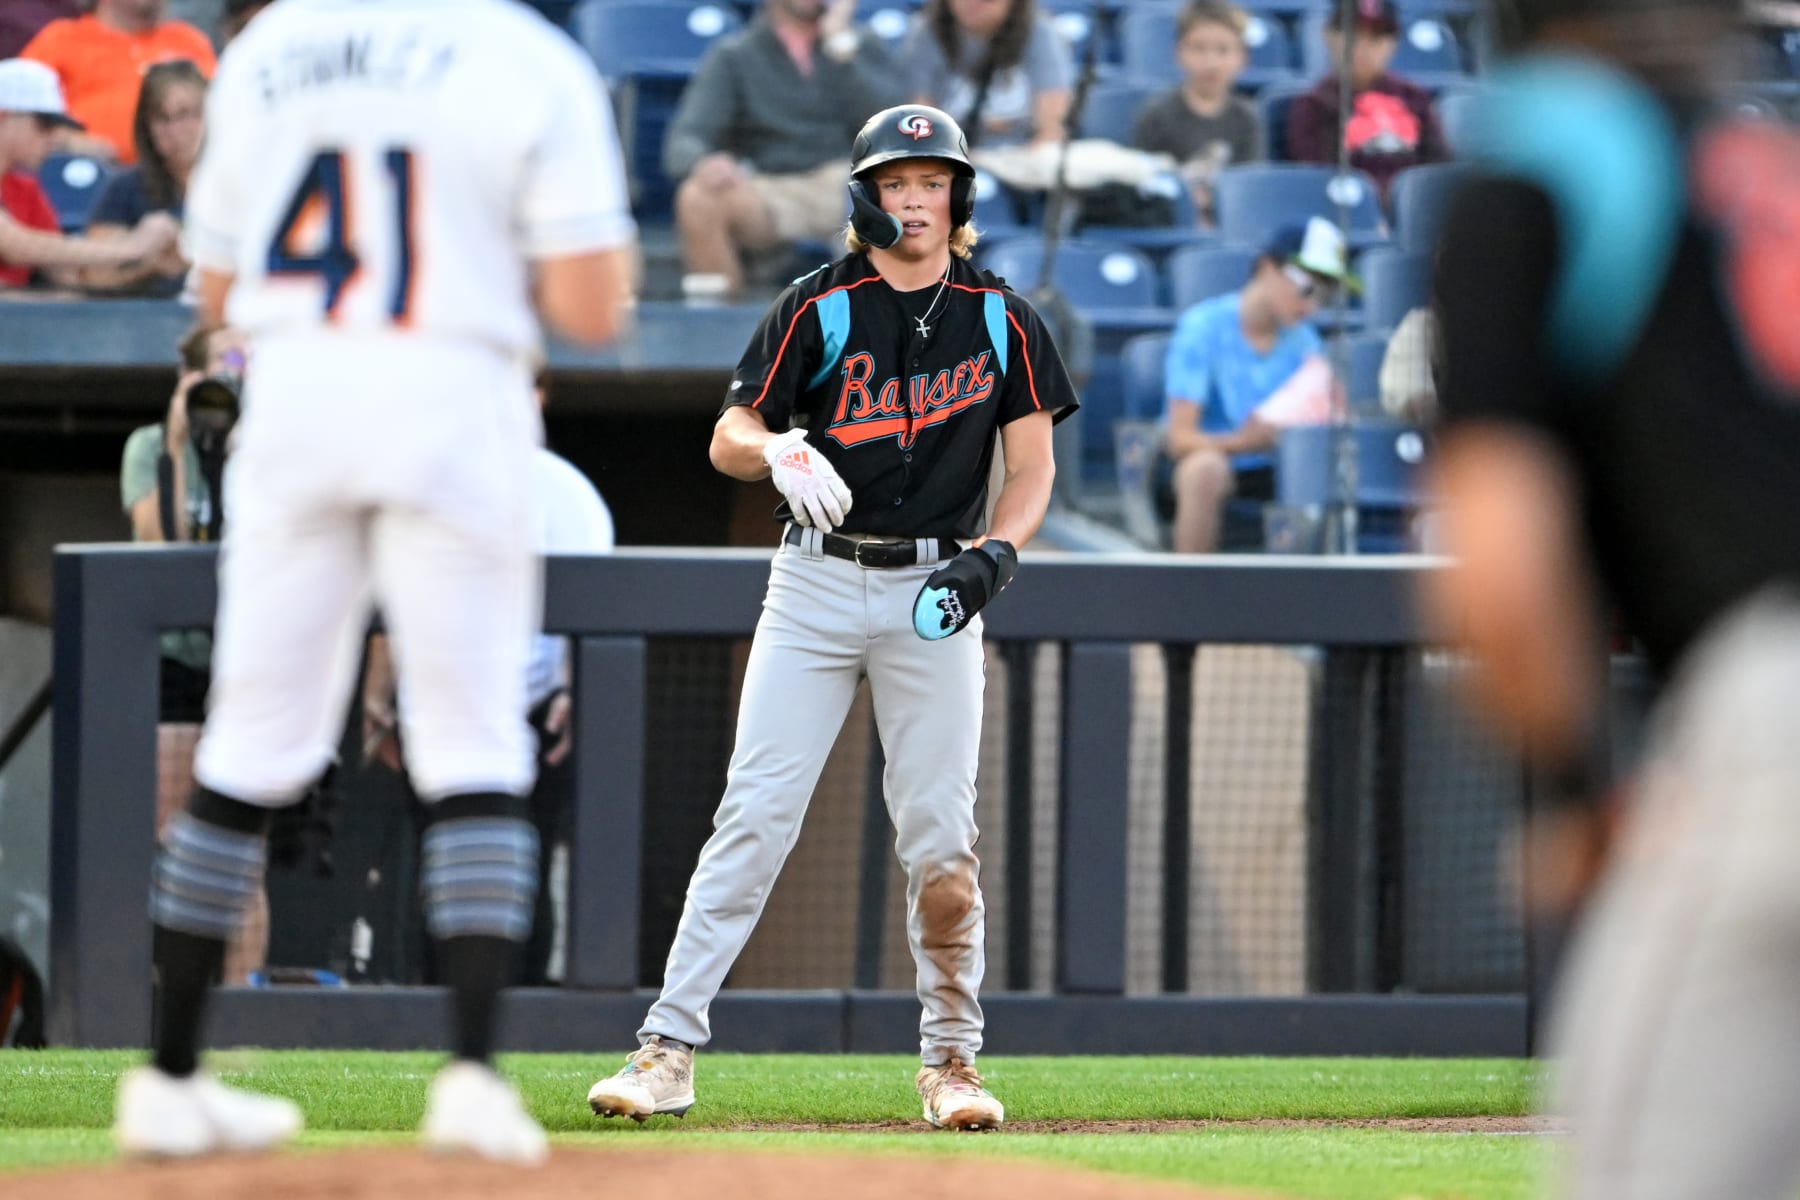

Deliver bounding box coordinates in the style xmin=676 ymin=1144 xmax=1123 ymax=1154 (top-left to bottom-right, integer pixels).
xmin=1161 ymin=217 xmax=1354 ymax=551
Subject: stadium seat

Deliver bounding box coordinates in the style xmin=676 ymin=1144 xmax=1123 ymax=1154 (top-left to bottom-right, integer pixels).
xmin=1274 ymin=419 xmax=1428 ymax=551
xmin=1079 ymin=80 xmax=1161 ymax=144
xmin=1121 ymin=8 xmax=1299 ymax=90
xmin=1211 ymin=163 xmax=1387 ymax=248
xmin=1388 ymin=18 xmax=1469 ymax=84
xmin=1357 ymin=246 xmax=1431 ymax=333
xmin=855 ymin=0 xmax=914 ymax=46
xmin=1165 ymin=243 xmax=1255 ymax=309
xmin=979 ymin=238 xmax=1172 ymax=485
xmin=979 ymin=238 xmax=1161 ymax=311
xmin=1255 ymin=77 xmax=1316 ymax=161
xmin=971 ymin=169 xmax=1027 ymax=237
xmin=571 ymin=0 xmax=743 ymax=221
xmin=1040 ymin=0 xmax=1115 ymax=68
xmin=1388 ymin=162 xmax=1469 ymax=256
xmin=36 ymin=153 xmax=115 ymax=234
xmin=1332 ymin=329 xmax=1390 ymax=411
xmin=1121 ymin=330 xmax=1173 ymax=420
xmin=1432 ymin=84 xmax=1483 ymax=155
xmin=572 ymin=0 xmax=741 ymax=77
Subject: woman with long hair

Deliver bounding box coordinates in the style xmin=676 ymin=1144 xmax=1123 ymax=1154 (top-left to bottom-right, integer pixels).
xmin=82 ymin=58 xmax=205 ymax=295
xmin=900 ymin=0 xmax=1072 ymax=147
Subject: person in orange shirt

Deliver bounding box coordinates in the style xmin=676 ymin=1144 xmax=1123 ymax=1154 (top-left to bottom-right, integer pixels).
xmin=20 ymin=0 xmax=213 ymax=165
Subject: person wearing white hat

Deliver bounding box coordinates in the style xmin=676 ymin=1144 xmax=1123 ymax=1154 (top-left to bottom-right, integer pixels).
xmin=0 ymin=57 xmax=178 ymax=288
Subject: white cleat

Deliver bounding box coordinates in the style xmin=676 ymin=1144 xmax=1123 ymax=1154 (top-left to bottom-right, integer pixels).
xmin=917 ymin=1059 xmax=1005 ymax=1132
xmin=586 ymin=1035 xmax=695 ymax=1122
xmin=113 ymin=1065 xmax=304 ymax=1159
xmin=422 ymin=1060 xmax=549 ymax=1166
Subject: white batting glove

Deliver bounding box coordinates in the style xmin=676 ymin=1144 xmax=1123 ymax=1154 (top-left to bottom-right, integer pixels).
xmin=762 ymin=428 xmax=853 ymax=532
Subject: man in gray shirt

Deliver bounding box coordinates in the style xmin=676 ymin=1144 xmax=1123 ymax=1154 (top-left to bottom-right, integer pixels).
xmin=666 ymin=0 xmax=901 ymax=298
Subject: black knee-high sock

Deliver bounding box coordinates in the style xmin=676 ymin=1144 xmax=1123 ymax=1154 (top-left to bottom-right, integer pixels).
xmin=437 ymin=934 xmax=519 ymax=1063
xmin=151 ymin=788 xmax=271 ymax=1078
xmin=152 ymin=926 xmax=227 ymax=1078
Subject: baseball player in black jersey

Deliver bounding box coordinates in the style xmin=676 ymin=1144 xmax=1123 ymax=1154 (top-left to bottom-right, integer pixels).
xmin=586 ymin=104 xmax=1077 ymax=1131
xmin=1426 ymin=1 xmax=1800 ymax=1195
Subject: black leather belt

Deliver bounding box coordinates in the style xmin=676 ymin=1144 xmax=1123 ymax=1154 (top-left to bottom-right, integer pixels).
xmin=784 ymin=524 xmax=958 ymax=569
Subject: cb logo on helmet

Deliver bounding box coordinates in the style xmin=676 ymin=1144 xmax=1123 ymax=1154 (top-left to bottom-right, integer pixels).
xmin=899 ymin=113 xmax=933 ymax=140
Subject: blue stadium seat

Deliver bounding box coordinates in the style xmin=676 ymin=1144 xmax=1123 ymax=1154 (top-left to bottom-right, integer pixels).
xmin=1211 ymin=163 xmax=1387 ymax=248
xmin=1255 ymin=77 xmax=1316 ymax=161
xmin=979 ymin=238 xmax=1173 ymax=484
xmin=1040 ymin=0 xmax=1115 ymax=68
xmin=1121 ymin=330 xmax=1173 ymax=420
xmin=971 ymin=169 xmax=1027 ymax=237
xmin=572 ymin=0 xmax=741 ymax=77
xmin=1075 ymin=171 xmax=1205 ymax=260
xmin=1275 ymin=419 xmax=1428 ymax=551
xmin=1121 ymin=7 xmax=1299 ymax=90
xmin=571 ymin=0 xmax=743 ymax=220
xmin=1432 ymin=84 xmax=1482 ymax=155
xmin=37 ymin=153 xmax=115 ymax=234
xmin=1332 ymin=330 xmax=1390 ymax=411
xmin=1079 ymin=80 xmax=1161 ymax=144
xmin=855 ymin=0 xmax=914 ymax=46
xmin=979 ymin=238 xmax=1162 ymax=310
xmin=1357 ymin=246 xmax=1431 ymax=333
xmin=1298 ymin=13 xmax=1467 ymax=81
xmin=1165 ymin=243 xmax=1255 ymax=309
xmin=1389 ymin=18 xmax=1469 ymax=84
xmin=1389 ymin=161 xmax=1469 ymax=256
xmin=522 ymin=0 xmax=580 ymax=30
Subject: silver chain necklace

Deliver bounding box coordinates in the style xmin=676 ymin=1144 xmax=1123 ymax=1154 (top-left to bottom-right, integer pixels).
xmin=911 ymin=263 xmax=952 ymax=339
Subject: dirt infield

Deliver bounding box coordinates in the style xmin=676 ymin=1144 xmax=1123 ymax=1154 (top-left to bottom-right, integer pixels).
xmin=4 ymin=1148 xmax=1268 ymax=1200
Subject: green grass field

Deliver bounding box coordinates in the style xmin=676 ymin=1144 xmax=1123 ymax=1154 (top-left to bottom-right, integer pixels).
xmin=0 ymin=1050 xmax=1553 ymax=1199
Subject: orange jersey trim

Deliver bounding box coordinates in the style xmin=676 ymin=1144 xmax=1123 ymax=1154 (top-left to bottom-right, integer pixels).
xmin=750 ymin=273 xmax=886 ymax=410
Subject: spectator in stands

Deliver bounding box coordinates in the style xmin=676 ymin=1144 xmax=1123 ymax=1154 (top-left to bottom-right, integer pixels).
xmin=664 ymin=0 xmax=902 ymax=300
xmin=120 ymin=323 xmax=267 ymax=986
xmin=20 ymin=0 xmax=215 ymax=164
xmin=80 ymin=59 xmax=201 ymax=295
xmin=1161 ymin=218 xmax=1353 ymax=552
xmin=1130 ymin=0 xmax=1262 ymax=227
xmin=1286 ymin=0 xmax=1446 ymax=202
xmin=901 ymin=0 xmax=1072 ymax=147
xmin=0 ymin=1 xmax=76 ymax=62
xmin=0 ymin=57 xmax=178 ymax=289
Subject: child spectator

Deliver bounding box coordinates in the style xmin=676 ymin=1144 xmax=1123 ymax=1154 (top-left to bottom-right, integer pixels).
xmin=1286 ymin=0 xmax=1446 ymax=201
xmin=1130 ymin=0 xmax=1262 ymax=225
xmin=20 ymin=0 xmax=214 ymax=164
xmin=0 ymin=57 xmax=178 ymax=289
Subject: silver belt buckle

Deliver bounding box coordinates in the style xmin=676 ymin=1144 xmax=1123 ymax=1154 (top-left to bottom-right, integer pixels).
xmin=853 ymin=539 xmax=879 ymax=569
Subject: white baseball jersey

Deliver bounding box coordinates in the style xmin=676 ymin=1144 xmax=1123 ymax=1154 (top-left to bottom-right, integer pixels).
xmin=186 ymin=0 xmax=634 ymax=357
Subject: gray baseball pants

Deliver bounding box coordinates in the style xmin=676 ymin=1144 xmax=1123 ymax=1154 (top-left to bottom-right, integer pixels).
xmin=1548 ymin=589 xmax=1800 ymax=1199
xmin=641 ymin=527 xmax=989 ymax=1066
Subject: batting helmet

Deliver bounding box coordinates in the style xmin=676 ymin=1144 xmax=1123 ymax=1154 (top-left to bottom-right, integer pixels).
xmin=847 ymin=104 xmax=977 ymax=250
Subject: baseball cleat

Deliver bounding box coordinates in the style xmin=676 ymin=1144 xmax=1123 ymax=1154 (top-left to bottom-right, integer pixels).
xmin=587 ymin=1034 xmax=696 ymax=1120
xmin=422 ymin=1060 xmax=548 ymax=1166
xmin=113 ymin=1065 xmax=304 ymax=1159
xmin=916 ymin=1059 xmax=1005 ymax=1132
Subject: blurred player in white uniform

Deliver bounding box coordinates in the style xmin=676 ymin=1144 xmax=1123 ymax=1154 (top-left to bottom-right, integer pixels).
xmin=111 ymin=0 xmax=635 ymax=1165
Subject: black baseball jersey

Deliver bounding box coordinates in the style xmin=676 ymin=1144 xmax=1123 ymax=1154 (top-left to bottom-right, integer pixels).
xmin=723 ymin=252 xmax=1079 ymax=539
xmin=1436 ymin=62 xmax=1800 ymax=679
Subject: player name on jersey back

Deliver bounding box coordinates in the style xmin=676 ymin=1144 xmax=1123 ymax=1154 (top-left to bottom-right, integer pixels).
xmin=185 ymin=0 xmax=634 ymax=356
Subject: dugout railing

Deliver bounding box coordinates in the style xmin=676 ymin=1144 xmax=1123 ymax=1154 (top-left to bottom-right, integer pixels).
xmin=49 ymin=545 xmax=1535 ymax=1055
